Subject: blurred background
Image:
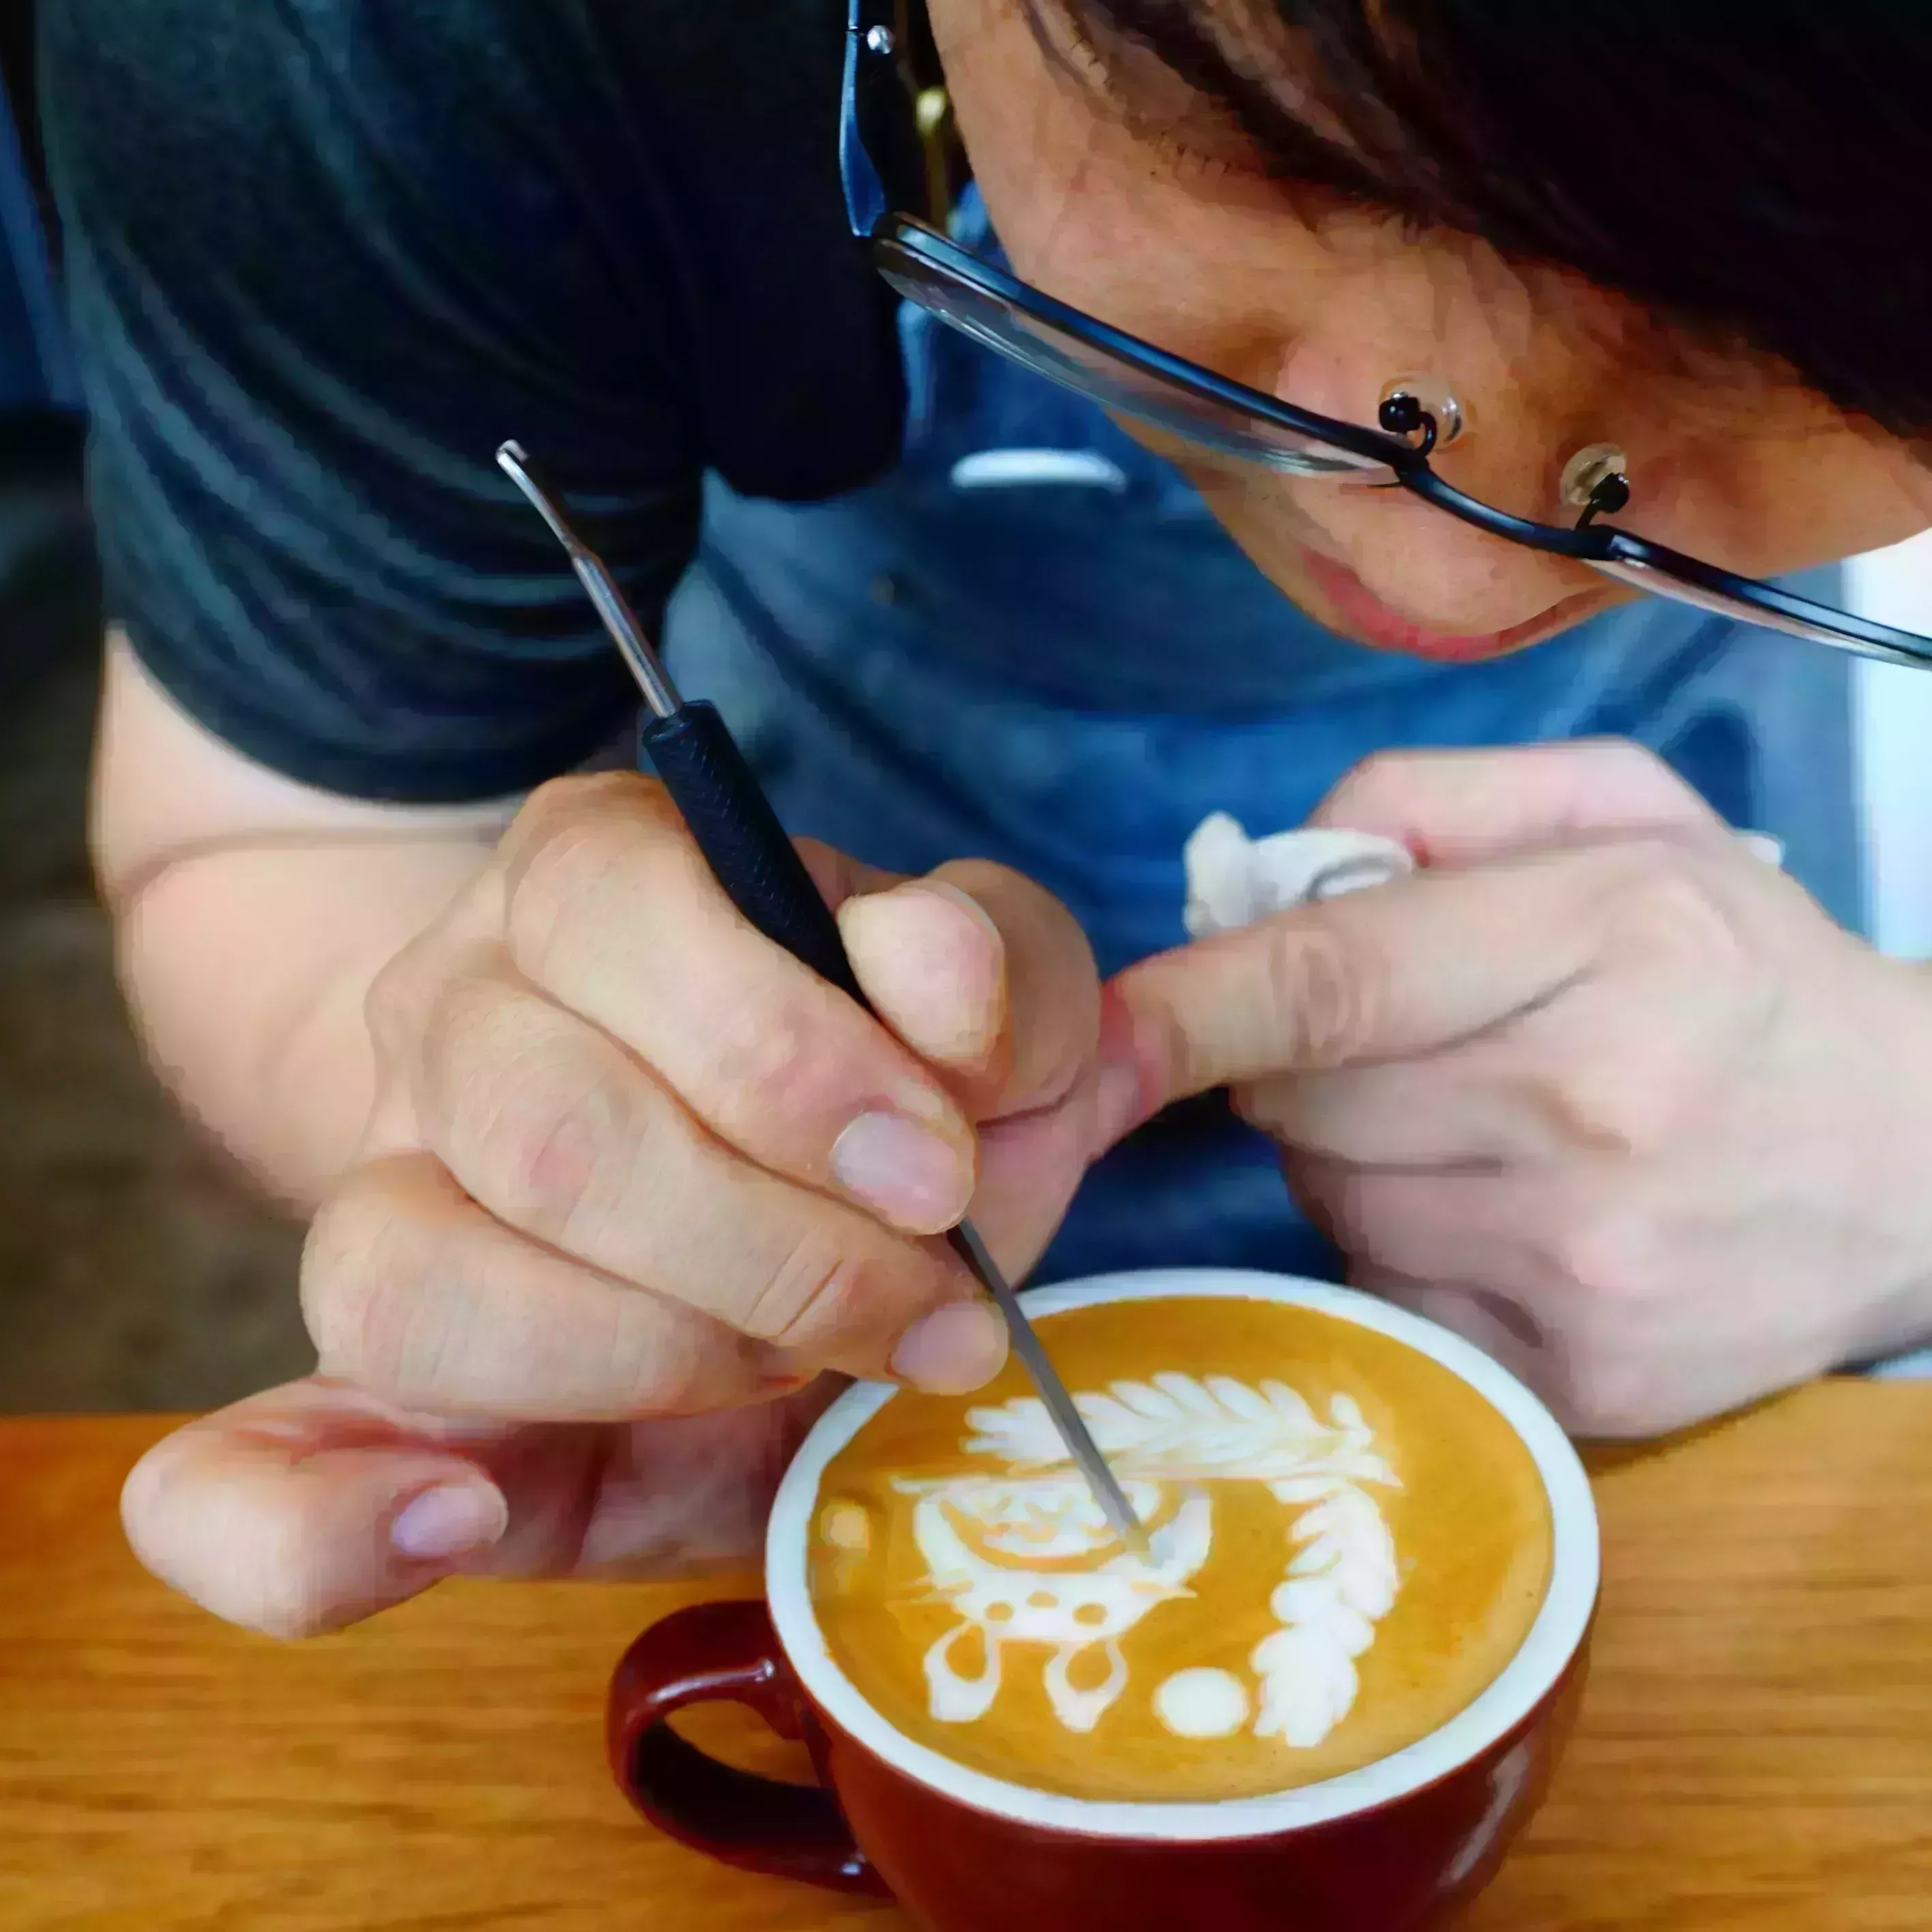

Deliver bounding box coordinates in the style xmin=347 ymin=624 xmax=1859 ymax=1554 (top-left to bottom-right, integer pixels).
xmin=5 ymin=28 xmax=1932 ymax=1416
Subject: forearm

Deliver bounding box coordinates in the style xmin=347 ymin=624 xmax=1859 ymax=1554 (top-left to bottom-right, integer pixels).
xmin=115 ymin=835 xmax=491 ymax=1210
xmin=91 ymin=632 xmax=514 ymax=1210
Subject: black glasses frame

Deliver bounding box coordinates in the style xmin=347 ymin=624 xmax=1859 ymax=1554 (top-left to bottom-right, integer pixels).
xmin=840 ymin=0 xmax=1932 ymax=673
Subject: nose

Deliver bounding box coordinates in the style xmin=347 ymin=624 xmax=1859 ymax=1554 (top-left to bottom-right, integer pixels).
xmin=1272 ymin=321 xmax=1609 ymax=635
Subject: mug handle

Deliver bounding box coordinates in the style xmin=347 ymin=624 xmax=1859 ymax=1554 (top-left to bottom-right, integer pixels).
xmin=606 ymin=1599 xmax=885 ymax=1895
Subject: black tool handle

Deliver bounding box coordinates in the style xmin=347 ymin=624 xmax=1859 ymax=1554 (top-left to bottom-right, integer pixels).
xmin=639 ymin=703 xmax=871 ymax=1011
xmin=640 ymin=702 xmax=995 ymax=1289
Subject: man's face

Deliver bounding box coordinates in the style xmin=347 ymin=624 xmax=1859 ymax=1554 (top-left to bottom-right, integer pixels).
xmin=927 ymin=0 xmax=1932 ymax=660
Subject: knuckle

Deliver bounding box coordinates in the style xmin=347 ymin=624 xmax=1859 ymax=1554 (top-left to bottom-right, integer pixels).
xmin=504 ymin=817 xmax=632 ymax=978
xmin=1547 ymin=1205 xmax=1661 ymax=1305
xmin=512 ymin=770 xmax=647 ymax=853
xmin=737 ymin=1227 xmax=901 ymax=1354
xmin=598 ymin=1293 xmax=724 ymax=1414
xmin=469 ymin=1053 xmax=639 ymax=1253
xmin=418 ymin=965 xmax=538 ymax=1108
xmin=501 ymin=774 xmax=674 ymax=979
xmin=363 ymin=864 xmax=511 ymax=1071
xmin=1259 ymin=916 xmax=1382 ymax=1070
xmin=1540 ymin=1054 xmax=1682 ymax=1158
xmin=411 ymin=975 xmax=642 ymax=1253
xmin=704 ymin=1002 xmax=843 ymax=1134
xmin=301 ymin=1184 xmax=435 ymax=1383
xmin=364 ymin=934 xmax=439 ymax=1065
xmin=304 ymin=1180 xmax=495 ymax=1406
xmin=1601 ymin=844 xmax=1750 ymax=974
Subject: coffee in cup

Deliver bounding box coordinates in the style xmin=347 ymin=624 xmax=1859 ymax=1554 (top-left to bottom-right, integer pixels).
xmin=808 ymin=1291 xmax=1552 ymax=1803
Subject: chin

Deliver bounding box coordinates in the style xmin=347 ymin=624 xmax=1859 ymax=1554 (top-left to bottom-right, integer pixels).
xmin=1264 ymin=539 xmax=1613 ymax=664
xmin=1318 ymin=597 xmax=1607 ymax=664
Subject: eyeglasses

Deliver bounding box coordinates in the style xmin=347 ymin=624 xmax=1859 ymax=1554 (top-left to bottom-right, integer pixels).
xmin=841 ymin=0 xmax=1932 ymax=672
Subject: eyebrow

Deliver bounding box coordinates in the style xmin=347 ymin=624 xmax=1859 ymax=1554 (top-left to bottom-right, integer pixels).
xmin=1021 ymin=0 xmax=1414 ymax=207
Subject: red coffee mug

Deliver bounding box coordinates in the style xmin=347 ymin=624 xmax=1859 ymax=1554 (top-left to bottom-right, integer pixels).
xmin=609 ymin=1271 xmax=1600 ymax=1932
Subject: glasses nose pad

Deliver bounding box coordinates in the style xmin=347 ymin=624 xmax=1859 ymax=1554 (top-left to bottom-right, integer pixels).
xmin=1377 ymin=377 xmax=1469 ymax=454
xmin=1560 ymin=443 xmax=1632 ymax=527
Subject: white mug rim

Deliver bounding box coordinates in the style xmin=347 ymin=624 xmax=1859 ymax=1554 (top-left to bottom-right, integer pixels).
xmin=765 ymin=1268 xmax=1599 ymax=1843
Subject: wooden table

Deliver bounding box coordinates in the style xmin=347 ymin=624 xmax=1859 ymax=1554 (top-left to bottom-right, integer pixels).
xmin=3 ymin=1386 xmax=1929 ymax=1931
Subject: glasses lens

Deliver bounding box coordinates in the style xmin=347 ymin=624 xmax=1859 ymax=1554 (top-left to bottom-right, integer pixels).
xmin=1589 ymin=553 xmax=1932 ymax=672
xmin=877 ymin=237 xmax=1394 ymax=482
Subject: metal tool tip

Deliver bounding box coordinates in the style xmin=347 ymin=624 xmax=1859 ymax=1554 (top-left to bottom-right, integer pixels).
xmin=495 ymin=441 xmax=540 ymax=494
xmin=494 ymin=440 xmax=585 ymax=557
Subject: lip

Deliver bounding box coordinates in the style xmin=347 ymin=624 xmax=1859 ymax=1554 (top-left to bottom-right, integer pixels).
xmin=1300 ymin=548 xmax=1600 ymax=662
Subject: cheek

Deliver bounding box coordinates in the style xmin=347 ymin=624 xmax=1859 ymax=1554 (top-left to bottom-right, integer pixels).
xmin=1648 ymin=427 xmax=1932 ymax=576
xmin=995 ymin=177 xmax=1322 ymax=390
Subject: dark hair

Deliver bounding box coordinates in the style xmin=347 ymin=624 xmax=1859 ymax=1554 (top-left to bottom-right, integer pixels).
xmin=1038 ymin=0 xmax=1932 ymax=440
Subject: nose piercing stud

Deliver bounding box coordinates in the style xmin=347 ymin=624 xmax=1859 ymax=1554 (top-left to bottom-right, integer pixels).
xmin=1560 ymin=442 xmax=1631 ymax=527
xmin=1378 ymin=378 xmax=1467 ymax=457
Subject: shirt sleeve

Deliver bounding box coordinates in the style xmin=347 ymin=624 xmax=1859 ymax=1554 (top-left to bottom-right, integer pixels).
xmin=40 ymin=0 xmax=705 ymax=802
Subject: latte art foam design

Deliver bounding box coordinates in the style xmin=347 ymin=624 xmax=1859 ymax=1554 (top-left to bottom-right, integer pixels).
xmin=903 ymin=1373 xmax=1401 ymax=1748
xmin=809 ymin=1296 xmax=1557 ymax=1804
xmin=898 ymin=1474 xmax=1212 ymax=1731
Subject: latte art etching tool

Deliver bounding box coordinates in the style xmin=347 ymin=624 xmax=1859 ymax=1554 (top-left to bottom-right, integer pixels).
xmin=497 ymin=439 xmax=1151 ymax=1560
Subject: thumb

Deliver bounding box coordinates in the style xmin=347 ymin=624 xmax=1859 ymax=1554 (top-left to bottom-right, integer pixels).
xmin=121 ymin=1380 xmax=538 ymax=1638
xmin=840 ymin=860 xmax=1101 ymax=1120
xmin=124 ymin=1379 xmax=838 ymax=1639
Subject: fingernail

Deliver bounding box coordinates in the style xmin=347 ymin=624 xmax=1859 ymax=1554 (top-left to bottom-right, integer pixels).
xmin=891 ymin=1301 xmax=1009 ymax=1394
xmin=832 ymin=1111 xmax=973 ymax=1233
xmin=390 ymin=1480 xmax=509 ymax=1564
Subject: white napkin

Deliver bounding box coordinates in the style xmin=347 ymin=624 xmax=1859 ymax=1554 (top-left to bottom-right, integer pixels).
xmin=1184 ymin=812 xmax=1785 ymax=939
xmin=1183 ymin=817 xmax=1413 ymax=938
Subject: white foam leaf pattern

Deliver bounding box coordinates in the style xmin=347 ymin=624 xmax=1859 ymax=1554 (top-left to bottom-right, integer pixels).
xmin=953 ymin=1373 xmax=1403 ymax=1750
xmin=1111 ymin=1380 xmax=1181 ymax=1422
xmin=1154 ymin=1372 xmax=1223 ymax=1416
xmin=1261 ymin=1381 xmax=1321 ymax=1430
xmin=1249 ymin=1474 xmax=1401 ymax=1744
xmin=1252 ymin=1627 xmax=1360 ymax=1748
xmin=965 ymin=1375 xmax=1399 ymax=1491
xmin=1204 ymin=1375 xmax=1272 ymax=1422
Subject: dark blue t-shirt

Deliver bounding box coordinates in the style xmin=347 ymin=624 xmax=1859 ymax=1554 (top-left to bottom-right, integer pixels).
xmin=42 ymin=0 xmax=903 ymax=800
